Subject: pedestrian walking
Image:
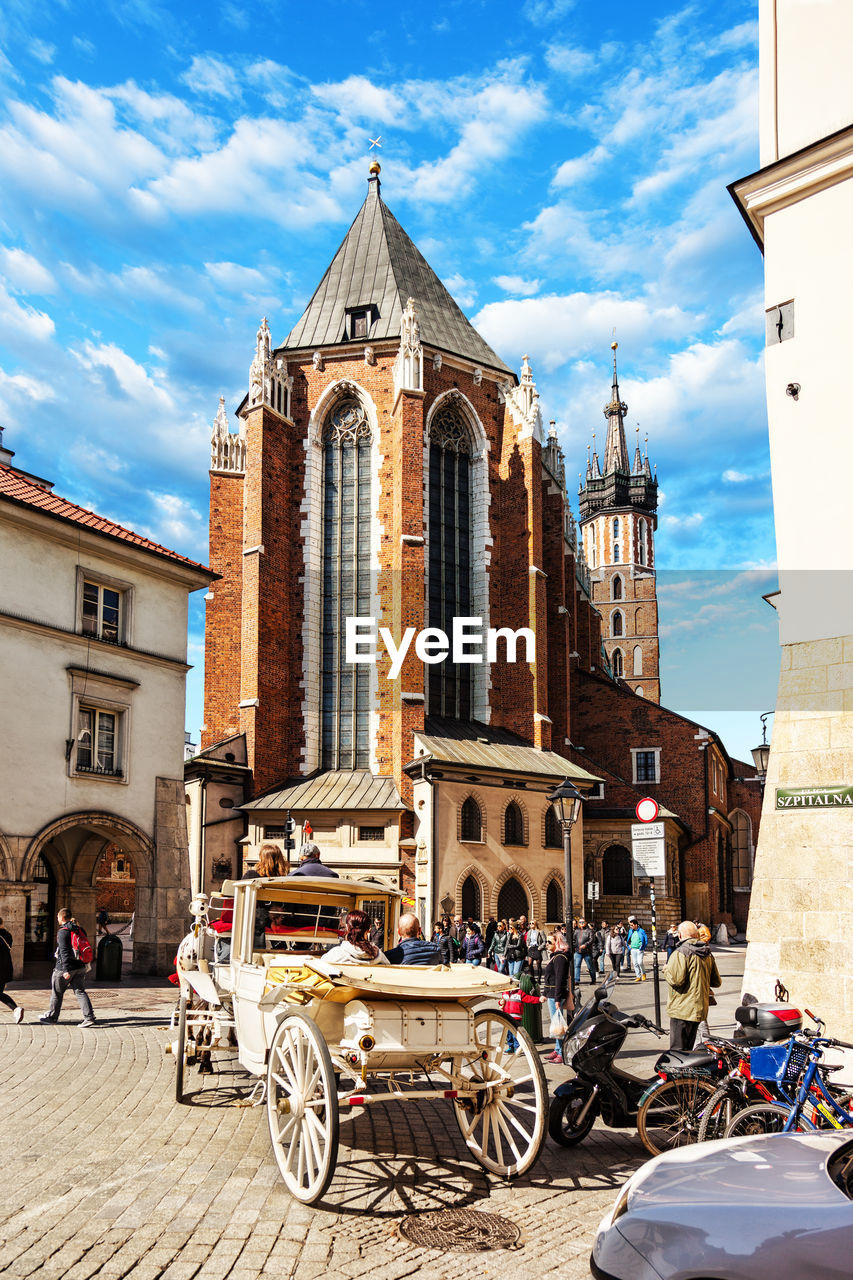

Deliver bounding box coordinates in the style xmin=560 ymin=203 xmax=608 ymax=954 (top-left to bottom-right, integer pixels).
xmin=664 ymin=925 xmax=680 ymax=960
xmin=604 ymin=924 xmax=625 ymax=974
xmin=663 ymin=920 xmax=721 ymax=1050
xmin=487 ymin=920 xmax=508 ymax=972
xmin=626 ymin=915 xmax=648 ymax=981
xmin=572 ymin=918 xmax=597 ymax=985
xmin=460 ymin=926 xmax=484 ymax=966
xmin=541 ymin=933 xmax=573 ymax=1062
xmin=39 ymin=908 xmax=97 ymax=1026
xmin=525 ymin=920 xmax=545 ymax=981
xmin=484 ymin=915 xmax=498 ymax=950
xmin=505 ymin=922 xmax=526 ymax=979
xmin=595 ymin=920 xmax=608 ymax=975
xmin=0 ymin=918 xmax=24 ymax=1023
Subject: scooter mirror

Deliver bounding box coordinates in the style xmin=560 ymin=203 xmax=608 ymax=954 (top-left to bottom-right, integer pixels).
xmin=594 ymin=971 xmax=618 ymax=1002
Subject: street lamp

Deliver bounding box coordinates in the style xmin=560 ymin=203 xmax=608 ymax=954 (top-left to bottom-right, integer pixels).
xmin=547 ymin=778 xmax=585 ymax=948
xmin=751 ymin=711 xmax=773 ymax=779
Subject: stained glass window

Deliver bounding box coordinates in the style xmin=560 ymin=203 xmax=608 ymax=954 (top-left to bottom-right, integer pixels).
xmin=428 ymin=405 xmax=472 ymax=719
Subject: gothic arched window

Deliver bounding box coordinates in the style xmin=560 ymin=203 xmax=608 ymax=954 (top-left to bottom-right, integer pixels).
xmin=613 ymin=517 xmax=620 ymax=538
xmin=461 ymin=875 xmax=481 ymax=921
xmin=633 ymin=645 xmax=643 ymax=676
xmin=544 ymin=804 xmax=561 ymax=848
xmin=612 ymin=648 xmax=623 ymax=678
xmin=321 ymin=398 xmax=372 ymax=770
xmin=546 ymin=879 xmax=563 ymax=923
xmin=460 ymin=796 xmax=482 ymax=842
xmin=602 ymin=844 xmax=632 ymax=896
xmin=428 ymin=404 xmax=472 ymax=719
xmin=503 ymin=801 xmax=524 ymax=846
xmin=731 ymin=810 xmax=753 ymax=888
xmin=637 ymin=518 xmax=647 ymax=566
xmin=612 ymin=575 xmax=622 ymax=601
xmin=612 ymin=610 xmax=623 ymax=638
xmin=498 ymin=876 xmax=528 ymax=921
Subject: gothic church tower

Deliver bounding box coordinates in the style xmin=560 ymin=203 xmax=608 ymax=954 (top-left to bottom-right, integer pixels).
xmin=577 ymin=344 xmax=661 ymax=702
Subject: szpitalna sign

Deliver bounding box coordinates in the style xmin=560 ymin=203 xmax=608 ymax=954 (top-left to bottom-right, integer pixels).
xmin=776 ymin=785 xmax=853 ymax=809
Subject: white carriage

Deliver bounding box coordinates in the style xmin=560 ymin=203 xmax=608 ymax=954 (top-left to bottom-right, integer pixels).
xmin=172 ymin=875 xmax=548 ymax=1203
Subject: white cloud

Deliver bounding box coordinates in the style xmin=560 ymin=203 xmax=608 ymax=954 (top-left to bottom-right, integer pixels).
xmin=442 ymin=273 xmax=477 ymax=309
xmin=0 ymin=247 xmax=57 ymax=293
xmin=29 ymin=39 xmax=55 ymax=65
xmin=0 ymin=367 xmax=57 ymax=405
xmin=523 ymin=0 xmax=576 ymax=20
xmin=311 ymin=76 xmax=406 ymax=124
xmin=72 ymin=340 xmax=175 ymax=413
xmin=494 ymin=275 xmax=541 ymax=296
xmin=0 ymin=282 xmax=55 ymax=342
xmin=181 ymin=54 xmax=241 ymax=101
xmin=552 ymin=145 xmax=609 ymax=188
xmin=474 ymin=291 xmax=690 ymax=373
xmin=544 ymin=43 xmax=597 ymax=78
xmin=142 ymin=490 xmax=206 ymax=550
xmin=205 ymin=261 xmax=270 ymax=292
xmin=723 ymin=469 xmax=750 ymax=484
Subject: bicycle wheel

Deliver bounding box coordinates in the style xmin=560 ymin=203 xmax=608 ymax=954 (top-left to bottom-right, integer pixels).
xmin=698 ymin=1082 xmax=751 ymax=1143
xmin=723 ymin=1102 xmax=795 ymax=1138
xmin=638 ymin=1074 xmax=718 ymax=1156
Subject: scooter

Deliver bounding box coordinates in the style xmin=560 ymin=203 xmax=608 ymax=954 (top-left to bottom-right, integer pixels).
xmin=548 ymin=971 xmax=728 ymax=1147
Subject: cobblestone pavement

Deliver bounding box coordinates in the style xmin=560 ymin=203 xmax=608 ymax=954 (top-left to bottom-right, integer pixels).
xmin=0 ymin=948 xmax=746 ymax=1280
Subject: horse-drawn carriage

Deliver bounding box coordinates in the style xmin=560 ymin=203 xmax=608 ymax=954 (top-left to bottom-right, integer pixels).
xmin=171 ymin=874 xmax=548 ymax=1203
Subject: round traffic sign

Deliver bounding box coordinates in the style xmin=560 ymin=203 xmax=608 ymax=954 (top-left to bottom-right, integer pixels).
xmin=636 ymin=797 xmax=659 ymax=822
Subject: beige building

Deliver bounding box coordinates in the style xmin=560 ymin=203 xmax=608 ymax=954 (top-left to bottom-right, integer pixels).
xmin=731 ymin=0 xmax=853 ymax=1031
xmin=0 ymin=432 xmax=212 ymax=974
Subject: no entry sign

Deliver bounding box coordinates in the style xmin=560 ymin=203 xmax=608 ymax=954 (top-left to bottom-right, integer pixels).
xmin=635 ymin=797 xmax=659 ymax=823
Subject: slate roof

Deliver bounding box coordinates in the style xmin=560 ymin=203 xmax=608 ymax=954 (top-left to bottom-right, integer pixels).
xmin=409 ymin=716 xmax=602 ymax=785
xmin=281 ymin=174 xmax=513 ymax=376
xmin=0 ymin=463 xmax=212 ymax=575
xmin=241 ymin=770 xmax=406 ymax=812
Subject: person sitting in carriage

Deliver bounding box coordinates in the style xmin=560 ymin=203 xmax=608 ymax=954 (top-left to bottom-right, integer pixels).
xmin=323 ymin=910 xmax=390 ymax=966
xmin=385 ymin=913 xmax=441 ymax=966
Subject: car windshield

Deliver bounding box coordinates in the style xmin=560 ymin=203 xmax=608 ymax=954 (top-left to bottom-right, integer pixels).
xmin=827 ymin=1139 xmax=853 ymax=1199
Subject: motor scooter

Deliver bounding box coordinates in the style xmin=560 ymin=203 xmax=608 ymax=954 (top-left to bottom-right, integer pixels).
xmin=548 ymin=972 xmax=728 ymax=1148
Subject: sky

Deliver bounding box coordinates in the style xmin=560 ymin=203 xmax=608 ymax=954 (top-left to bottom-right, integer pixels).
xmin=0 ymin=0 xmax=778 ymax=762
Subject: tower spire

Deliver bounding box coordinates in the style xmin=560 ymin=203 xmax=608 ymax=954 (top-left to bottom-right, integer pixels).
xmin=602 ymin=341 xmax=630 ymax=473
xmin=633 ymin=423 xmax=644 ymax=474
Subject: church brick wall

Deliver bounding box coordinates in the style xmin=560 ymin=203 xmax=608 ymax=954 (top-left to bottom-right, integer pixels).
xmin=202 ymin=472 xmax=244 ymax=748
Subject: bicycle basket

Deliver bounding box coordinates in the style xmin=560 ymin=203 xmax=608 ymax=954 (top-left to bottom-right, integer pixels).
xmin=749 ymin=1039 xmax=811 ymax=1084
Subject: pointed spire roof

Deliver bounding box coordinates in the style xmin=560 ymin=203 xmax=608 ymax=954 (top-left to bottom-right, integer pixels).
xmin=633 ymin=425 xmax=644 ymax=475
xmin=602 ymin=341 xmax=630 ymax=474
xmin=281 ymin=166 xmax=512 ymax=376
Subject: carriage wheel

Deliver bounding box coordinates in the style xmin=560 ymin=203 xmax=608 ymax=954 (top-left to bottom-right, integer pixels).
xmin=266 ymin=1012 xmax=340 ymax=1204
xmin=452 ymin=1010 xmax=547 ymax=1178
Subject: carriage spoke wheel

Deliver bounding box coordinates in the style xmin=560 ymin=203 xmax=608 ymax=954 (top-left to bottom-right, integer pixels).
xmin=266 ymin=1012 xmax=339 ymax=1204
xmin=637 ymin=1074 xmax=718 ymax=1156
xmin=452 ymin=1010 xmax=547 ymax=1178
xmin=175 ymin=990 xmax=189 ymax=1103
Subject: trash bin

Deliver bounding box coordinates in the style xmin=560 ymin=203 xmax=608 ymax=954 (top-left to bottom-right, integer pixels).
xmin=96 ymin=933 xmax=123 ymax=982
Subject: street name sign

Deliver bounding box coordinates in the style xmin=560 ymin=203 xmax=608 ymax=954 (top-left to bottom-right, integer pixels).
xmin=776 ymin=785 xmax=853 ymax=809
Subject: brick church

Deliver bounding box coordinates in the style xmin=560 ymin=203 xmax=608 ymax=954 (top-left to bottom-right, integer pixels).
xmin=192 ymin=162 xmax=761 ymax=933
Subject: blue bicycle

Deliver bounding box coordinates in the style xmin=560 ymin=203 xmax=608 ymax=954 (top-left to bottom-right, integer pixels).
xmin=723 ymin=1017 xmax=853 ymax=1138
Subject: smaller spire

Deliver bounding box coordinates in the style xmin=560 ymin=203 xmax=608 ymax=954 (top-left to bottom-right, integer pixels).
xmin=213 ymin=395 xmax=228 ymax=437
xmin=633 ymin=424 xmax=644 ymax=474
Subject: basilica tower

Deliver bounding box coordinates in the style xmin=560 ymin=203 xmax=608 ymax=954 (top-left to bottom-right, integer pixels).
xmin=577 ymin=344 xmax=661 ymax=702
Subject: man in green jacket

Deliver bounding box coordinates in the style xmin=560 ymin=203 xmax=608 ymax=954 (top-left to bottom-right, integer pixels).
xmin=663 ymin=921 xmax=721 ymax=1050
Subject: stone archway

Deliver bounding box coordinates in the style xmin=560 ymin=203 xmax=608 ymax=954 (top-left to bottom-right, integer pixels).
xmin=23 ymin=812 xmax=155 ymax=973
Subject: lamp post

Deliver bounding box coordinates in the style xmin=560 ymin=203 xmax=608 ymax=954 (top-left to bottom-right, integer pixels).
xmin=548 ymin=778 xmax=585 ymax=956
xmin=751 ymin=711 xmax=773 ymax=792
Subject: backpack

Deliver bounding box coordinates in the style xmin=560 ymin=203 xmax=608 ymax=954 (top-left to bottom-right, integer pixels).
xmin=69 ymin=924 xmax=94 ymax=965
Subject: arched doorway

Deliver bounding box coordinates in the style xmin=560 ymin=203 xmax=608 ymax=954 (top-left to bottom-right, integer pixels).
xmin=546 ymin=879 xmax=563 ymax=924
xmin=497 ymin=877 xmax=528 ymax=922
xmin=23 ymin=813 xmax=155 ymax=974
xmin=24 ymin=853 xmax=56 ymax=962
xmin=461 ymin=875 xmax=481 ymax=921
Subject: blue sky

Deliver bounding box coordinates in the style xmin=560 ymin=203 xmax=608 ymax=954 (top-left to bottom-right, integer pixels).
xmin=0 ymin=0 xmax=778 ymax=761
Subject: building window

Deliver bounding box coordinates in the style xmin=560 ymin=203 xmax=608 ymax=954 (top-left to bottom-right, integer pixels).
xmin=358 ymin=826 xmax=384 ymax=841
xmin=428 ymin=406 xmax=472 ymax=720
xmin=497 ymin=876 xmax=528 ymax=921
xmin=461 ymin=875 xmax=481 ymax=920
xmin=612 ymin=610 xmax=623 ymax=638
xmin=546 ymin=879 xmax=563 ymax=922
xmin=637 ymin=519 xmax=647 ymax=566
xmin=81 ymin=581 xmax=122 ymax=643
xmin=503 ymin=801 xmax=525 ymax=846
xmin=613 ymin=542 xmax=620 ymax=563
xmin=612 ymin=648 xmax=623 ymax=678
xmin=544 ymin=804 xmax=561 ymax=848
xmin=731 ymin=810 xmax=753 ymax=888
xmin=76 ymin=706 xmax=122 ymax=777
xmin=602 ymin=844 xmax=633 ymax=896
xmin=460 ymin=796 xmax=482 ymax=842
xmin=613 ymin=517 xmax=620 ymax=539
xmin=633 ymin=645 xmax=643 ymax=676
xmin=635 ymin=686 xmax=644 ymax=698
xmin=321 ymin=398 xmax=373 ymax=770
xmin=612 ymin=575 xmax=622 ymax=601
xmin=632 ymin=748 xmax=660 ymax=784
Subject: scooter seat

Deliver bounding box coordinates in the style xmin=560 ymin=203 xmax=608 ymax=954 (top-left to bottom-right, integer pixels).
xmin=655 ymin=1047 xmax=717 ymax=1075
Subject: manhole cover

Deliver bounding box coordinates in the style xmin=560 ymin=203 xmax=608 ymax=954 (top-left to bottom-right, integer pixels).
xmin=398 ymin=1208 xmax=521 ymax=1252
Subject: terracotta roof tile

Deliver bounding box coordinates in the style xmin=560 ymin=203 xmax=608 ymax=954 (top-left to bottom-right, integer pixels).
xmin=0 ymin=463 xmax=212 ymax=574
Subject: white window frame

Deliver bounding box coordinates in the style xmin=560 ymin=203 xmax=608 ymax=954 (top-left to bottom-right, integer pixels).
xmin=75 ymin=566 xmax=133 ymax=645
xmin=631 ymin=746 xmax=661 ymax=785
xmin=67 ymin=668 xmax=135 ymax=785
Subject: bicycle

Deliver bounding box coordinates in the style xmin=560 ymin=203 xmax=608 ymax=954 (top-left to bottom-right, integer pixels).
xmin=723 ymin=1023 xmax=853 ymax=1139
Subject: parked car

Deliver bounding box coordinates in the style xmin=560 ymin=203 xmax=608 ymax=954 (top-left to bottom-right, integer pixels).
xmin=591 ymin=1130 xmax=853 ymax=1279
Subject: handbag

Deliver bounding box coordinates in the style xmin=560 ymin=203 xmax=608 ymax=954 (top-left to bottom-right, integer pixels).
xmin=549 ymin=1008 xmax=568 ymax=1037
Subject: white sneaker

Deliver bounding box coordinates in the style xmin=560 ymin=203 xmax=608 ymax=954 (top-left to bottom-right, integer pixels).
xmin=14 ymin=1007 xmax=24 ymax=1024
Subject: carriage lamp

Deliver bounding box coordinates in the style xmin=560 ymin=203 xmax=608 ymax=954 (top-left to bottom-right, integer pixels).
xmin=547 ymin=778 xmax=585 ymax=940
xmin=751 ymin=712 xmax=773 ymax=778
